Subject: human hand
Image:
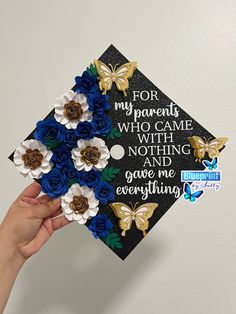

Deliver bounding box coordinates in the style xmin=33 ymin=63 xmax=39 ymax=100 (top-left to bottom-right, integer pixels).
xmin=0 ymin=182 xmax=71 ymax=262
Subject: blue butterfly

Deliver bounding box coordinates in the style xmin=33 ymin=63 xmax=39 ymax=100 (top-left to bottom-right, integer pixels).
xmin=202 ymin=156 xmax=218 ymax=170
xmin=183 ymin=183 xmax=204 ymax=202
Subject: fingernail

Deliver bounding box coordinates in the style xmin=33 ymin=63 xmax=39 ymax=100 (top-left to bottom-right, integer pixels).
xmin=52 ymin=197 xmax=61 ymax=207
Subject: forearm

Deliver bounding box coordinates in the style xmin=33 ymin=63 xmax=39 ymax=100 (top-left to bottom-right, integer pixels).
xmin=0 ymin=229 xmax=25 ymax=313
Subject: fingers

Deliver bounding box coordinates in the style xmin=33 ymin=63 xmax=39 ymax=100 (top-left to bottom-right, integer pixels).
xmin=37 ymin=194 xmax=51 ymax=204
xmin=52 ymin=216 xmax=72 ymax=231
xmin=21 ymin=196 xmax=41 ymax=206
xmin=33 ymin=198 xmax=61 ymax=219
xmin=51 ymin=208 xmax=62 ymax=218
xmin=18 ymin=181 xmax=41 ymax=200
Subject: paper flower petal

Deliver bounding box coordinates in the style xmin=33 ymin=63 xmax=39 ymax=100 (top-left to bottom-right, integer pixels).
xmin=61 ymin=183 xmax=99 ymax=224
xmin=54 ymin=90 xmax=92 ymax=129
xmin=13 ymin=139 xmax=53 ymax=179
xmin=72 ymin=137 xmax=110 ymax=172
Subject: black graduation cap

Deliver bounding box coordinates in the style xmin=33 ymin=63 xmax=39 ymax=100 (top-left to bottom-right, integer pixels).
xmin=9 ymin=45 xmax=215 ymax=260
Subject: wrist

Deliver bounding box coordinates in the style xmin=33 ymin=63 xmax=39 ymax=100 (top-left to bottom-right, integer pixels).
xmin=0 ymin=227 xmax=26 ymax=269
xmin=0 ymin=226 xmax=26 ymax=314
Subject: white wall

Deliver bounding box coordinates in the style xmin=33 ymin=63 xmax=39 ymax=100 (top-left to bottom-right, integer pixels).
xmin=0 ymin=1 xmax=235 ymax=313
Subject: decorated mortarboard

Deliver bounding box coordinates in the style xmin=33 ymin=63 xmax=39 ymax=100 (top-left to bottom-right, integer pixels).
xmin=9 ymin=45 xmax=228 ymax=260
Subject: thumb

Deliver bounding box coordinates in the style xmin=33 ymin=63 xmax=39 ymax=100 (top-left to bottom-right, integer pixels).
xmin=33 ymin=198 xmax=61 ymax=219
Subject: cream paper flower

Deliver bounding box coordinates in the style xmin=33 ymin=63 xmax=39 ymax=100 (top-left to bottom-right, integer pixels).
xmin=61 ymin=183 xmax=99 ymax=224
xmin=72 ymin=137 xmax=110 ymax=172
xmin=54 ymin=90 xmax=92 ymax=129
xmin=13 ymin=139 xmax=53 ymax=179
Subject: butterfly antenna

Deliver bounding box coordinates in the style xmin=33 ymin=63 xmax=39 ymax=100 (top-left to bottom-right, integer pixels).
xmin=108 ymin=63 xmax=114 ymax=72
xmin=133 ymin=202 xmax=139 ymax=210
xmin=114 ymin=64 xmax=119 ymax=72
xmin=129 ymin=202 xmax=133 ymax=210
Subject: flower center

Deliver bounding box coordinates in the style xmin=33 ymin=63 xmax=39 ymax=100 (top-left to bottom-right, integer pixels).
xmin=69 ymin=195 xmax=89 ymax=214
xmin=22 ymin=149 xmax=43 ymax=170
xmin=80 ymin=146 xmax=101 ymax=165
xmin=64 ymin=101 xmax=83 ymax=121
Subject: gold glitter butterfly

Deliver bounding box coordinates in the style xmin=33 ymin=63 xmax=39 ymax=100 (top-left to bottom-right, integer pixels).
xmin=188 ymin=136 xmax=228 ymax=162
xmin=94 ymin=60 xmax=137 ymax=96
xmin=109 ymin=202 xmax=158 ymax=237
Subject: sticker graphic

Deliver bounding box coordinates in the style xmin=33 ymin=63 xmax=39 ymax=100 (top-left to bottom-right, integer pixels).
xmin=202 ymin=156 xmax=218 ymax=170
xmin=183 ymin=183 xmax=204 ymax=203
xmin=181 ymin=156 xmax=223 ymax=201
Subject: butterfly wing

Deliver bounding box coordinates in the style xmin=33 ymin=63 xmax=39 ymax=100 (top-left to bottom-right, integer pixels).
xmin=94 ymin=60 xmax=113 ymax=94
xmin=188 ymin=136 xmax=207 ymax=161
xmin=184 ymin=194 xmax=191 ymax=200
xmin=134 ymin=203 xmax=158 ymax=236
xmin=109 ymin=203 xmax=133 ymax=236
xmin=184 ymin=183 xmax=192 ymax=200
xmin=184 ymin=182 xmax=192 ymax=195
xmin=212 ymin=156 xmax=218 ymax=169
xmin=190 ymin=190 xmax=204 ymax=202
xmin=114 ymin=62 xmax=137 ymax=96
xmin=202 ymin=160 xmax=213 ymax=170
xmin=207 ymin=138 xmax=228 ymax=159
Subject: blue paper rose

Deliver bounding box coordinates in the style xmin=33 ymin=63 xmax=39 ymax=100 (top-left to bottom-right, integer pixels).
xmin=59 ymin=162 xmax=81 ymax=186
xmin=75 ymin=121 xmax=94 ymax=140
xmin=41 ymin=168 xmax=68 ymax=198
xmin=64 ymin=129 xmax=78 ymax=149
xmin=75 ymin=71 xmax=98 ymax=95
xmin=80 ymin=169 xmax=102 ymax=188
xmin=88 ymin=214 xmax=113 ymax=239
xmin=88 ymin=93 xmax=110 ymax=115
xmin=92 ymin=115 xmax=112 ymax=136
xmin=52 ymin=145 xmax=72 ymax=166
xmin=34 ymin=118 xmax=65 ymax=149
xmin=95 ymin=181 xmax=115 ymax=205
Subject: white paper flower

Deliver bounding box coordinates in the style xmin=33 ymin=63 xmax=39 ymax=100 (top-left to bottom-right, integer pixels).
xmin=13 ymin=139 xmax=53 ymax=179
xmin=61 ymin=183 xmax=99 ymax=224
xmin=72 ymin=137 xmax=110 ymax=172
xmin=54 ymin=90 xmax=92 ymax=129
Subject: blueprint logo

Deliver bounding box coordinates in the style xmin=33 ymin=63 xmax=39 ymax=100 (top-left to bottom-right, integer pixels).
xmin=181 ymin=170 xmax=221 ymax=182
xmin=181 ymin=157 xmax=222 ymax=202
